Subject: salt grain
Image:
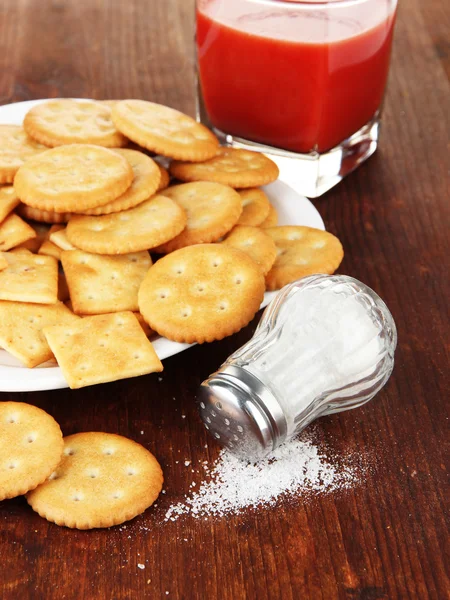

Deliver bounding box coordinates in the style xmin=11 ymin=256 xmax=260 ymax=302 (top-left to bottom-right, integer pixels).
xmin=164 ymin=430 xmax=367 ymax=521
xmin=137 ymin=564 xmax=145 ymax=570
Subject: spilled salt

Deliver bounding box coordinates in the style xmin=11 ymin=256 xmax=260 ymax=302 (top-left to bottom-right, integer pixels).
xmin=165 ymin=430 xmax=367 ymax=521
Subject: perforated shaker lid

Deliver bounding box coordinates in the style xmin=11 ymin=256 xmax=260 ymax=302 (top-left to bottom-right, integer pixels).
xmin=197 ymin=365 xmax=287 ymax=460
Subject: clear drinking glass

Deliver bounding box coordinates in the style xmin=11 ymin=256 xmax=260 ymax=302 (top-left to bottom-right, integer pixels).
xmin=195 ymin=0 xmax=398 ymax=197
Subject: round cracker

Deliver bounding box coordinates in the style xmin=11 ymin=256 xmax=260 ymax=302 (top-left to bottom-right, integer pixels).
xmin=138 ymin=244 xmax=265 ymax=344
xmin=222 ymin=225 xmax=277 ymax=276
xmin=157 ymin=163 xmax=170 ymax=191
xmin=260 ymin=203 xmax=278 ymax=228
xmin=0 ymin=402 xmax=63 ymax=500
xmin=79 ymin=149 xmax=161 ymax=215
xmin=23 ymin=99 xmax=127 ymax=148
xmin=153 ymin=182 xmax=242 ymax=253
xmin=27 ymin=432 xmax=163 ymax=529
xmin=111 ymin=100 xmax=219 ymax=161
xmin=264 ymin=226 xmax=344 ymax=290
xmin=170 ymin=148 xmax=279 ymax=188
xmin=66 ymin=194 xmax=187 ymax=255
xmin=14 ymin=144 xmax=134 ymax=213
xmin=18 ymin=204 xmax=73 ymax=224
xmin=236 ymin=188 xmax=271 ymax=226
xmin=0 ymin=125 xmax=47 ymax=184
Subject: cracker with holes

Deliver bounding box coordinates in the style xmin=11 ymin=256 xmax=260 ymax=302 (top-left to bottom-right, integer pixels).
xmin=0 ymin=125 xmax=47 ymax=184
xmin=0 ymin=301 xmax=79 ymax=367
xmin=0 ymin=252 xmax=58 ymax=304
xmin=0 ymin=402 xmax=64 ymax=500
xmin=222 ymin=225 xmax=277 ymax=276
xmin=66 ymin=195 xmax=187 ymax=255
xmin=236 ymin=188 xmax=271 ymax=227
xmin=43 ymin=312 xmax=163 ymax=389
xmin=260 ymin=203 xmax=278 ymax=228
xmin=0 ymin=186 xmax=20 ymax=223
xmin=18 ymin=204 xmax=74 ymax=224
xmin=27 ymin=432 xmax=163 ymax=529
xmin=264 ymin=226 xmax=344 ymax=290
xmin=23 ymin=99 xmax=128 ymax=148
xmin=138 ymin=244 xmax=265 ymax=344
xmin=61 ymin=250 xmax=151 ymax=315
xmin=112 ymin=100 xmax=219 ymax=161
xmin=170 ymin=147 xmax=279 ymax=188
xmin=80 ymin=149 xmax=161 ymax=216
xmin=0 ymin=213 xmax=36 ymax=251
xmin=153 ymin=182 xmax=242 ymax=253
xmin=14 ymin=144 xmax=134 ymax=213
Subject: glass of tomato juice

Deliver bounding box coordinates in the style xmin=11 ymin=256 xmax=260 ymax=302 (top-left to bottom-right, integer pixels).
xmin=196 ymin=0 xmax=398 ymax=197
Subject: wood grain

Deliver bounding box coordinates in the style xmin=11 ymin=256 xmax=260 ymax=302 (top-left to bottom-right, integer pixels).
xmin=0 ymin=0 xmax=449 ymax=599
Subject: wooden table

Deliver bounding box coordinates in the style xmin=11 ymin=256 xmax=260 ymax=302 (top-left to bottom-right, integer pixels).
xmin=0 ymin=1 xmax=448 ymax=598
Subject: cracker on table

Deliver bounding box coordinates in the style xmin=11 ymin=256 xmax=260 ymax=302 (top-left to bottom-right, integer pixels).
xmin=18 ymin=204 xmax=74 ymax=224
xmin=27 ymin=431 xmax=163 ymax=529
xmin=138 ymin=244 xmax=265 ymax=344
xmin=112 ymin=100 xmax=219 ymax=161
xmin=0 ymin=213 xmax=36 ymax=252
xmin=0 ymin=252 xmax=58 ymax=304
xmin=61 ymin=249 xmax=151 ymax=314
xmin=153 ymin=182 xmax=242 ymax=253
xmin=264 ymin=226 xmax=344 ymax=290
xmin=79 ymin=149 xmax=161 ymax=216
xmin=14 ymin=144 xmax=134 ymax=213
xmin=23 ymin=99 xmax=128 ymax=148
xmin=170 ymin=147 xmax=279 ymax=188
xmin=66 ymin=195 xmax=187 ymax=255
xmin=43 ymin=311 xmax=163 ymax=389
xmin=0 ymin=402 xmax=64 ymax=500
xmin=0 ymin=125 xmax=47 ymax=184
xmin=0 ymin=186 xmax=20 ymax=224
xmin=236 ymin=188 xmax=271 ymax=227
xmin=0 ymin=300 xmax=79 ymax=367
xmin=259 ymin=202 xmax=278 ymax=228
xmin=222 ymin=225 xmax=277 ymax=276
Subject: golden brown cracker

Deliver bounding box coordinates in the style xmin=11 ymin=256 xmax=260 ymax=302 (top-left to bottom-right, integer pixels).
xmin=264 ymin=226 xmax=344 ymax=290
xmin=17 ymin=204 xmax=73 ymax=224
xmin=112 ymin=100 xmax=219 ymax=161
xmin=259 ymin=202 xmax=278 ymax=228
xmin=0 ymin=186 xmax=20 ymax=224
xmin=42 ymin=312 xmax=163 ymax=389
xmin=79 ymin=149 xmax=161 ymax=216
xmin=157 ymin=163 xmax=170 ymax=191
xmin=23 ymin=99 xmax=127 ymax=148
xmin=153 ymin=182 xmax=242 ymax=253
xmin=170 ymin=147 xmax=279 ymax=188
xmin=66 ymin=195 xmax=187 ymax=255
xmin=0 ymin=214 xmax=36 ymax=252
xmin=27 ymin=431 xmax=163 ymax=529
xmin=138 ymin=244 xmax=265 ymax=344
xmin=0 ymin=402 xmax=64 ymax=500
xmin=0 ymin=252 xmax=58 ymax=304
xmin=0 ymin=301 xmax=79 ymax=367
xmin=0 ymin=125 xmax=47 ymax=183
xmin=14 ymin=144 xmax=134 ymax=213
xmin=222 ymin=225 xmax=277 ymax=276
xmin=61 ymin=250 xmax=151 ymax=315
xmin=236 ymin=188 xmax=271 ymax=226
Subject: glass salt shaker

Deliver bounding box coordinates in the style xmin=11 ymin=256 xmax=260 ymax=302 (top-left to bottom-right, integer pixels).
xmin=198 ymin=274 xmax=397 ymax=460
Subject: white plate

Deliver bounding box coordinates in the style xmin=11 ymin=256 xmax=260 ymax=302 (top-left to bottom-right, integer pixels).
xmin=0 ymin=99 xmax=325 ymax=392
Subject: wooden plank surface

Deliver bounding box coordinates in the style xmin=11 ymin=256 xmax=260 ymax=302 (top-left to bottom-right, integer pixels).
xmin=0 ymin=0 xmax=448 ymax=598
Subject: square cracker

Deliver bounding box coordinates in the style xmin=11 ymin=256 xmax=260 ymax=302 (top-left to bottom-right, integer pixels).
xmin=0 ymin=213 xmax=36 ymax=252
xmin=43 ymin=311 xmax=163 ymax=389
xmin=49 ymin=228 xmax=76 ymax=251
xmin=0 ymin=301 xmax=79 ymax=367
xmin=38 ymin=240 xmax=62 ymax=260
xmin=0 ymin=254 xmax=7 ymax=271
xmin=0 ymin=186 xmax=20 ymax=224
xmin=61 ymin=250 xmax=151 ymax=315
xmin=0 ymin=252 xmax=58 ymax=304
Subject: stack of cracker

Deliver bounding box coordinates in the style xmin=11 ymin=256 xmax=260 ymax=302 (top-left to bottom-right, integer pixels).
xmin=0 ymin=98 xmax=344 ymax=388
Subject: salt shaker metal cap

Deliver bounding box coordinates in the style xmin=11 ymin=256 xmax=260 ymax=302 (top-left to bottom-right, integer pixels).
xmin=198 ymin=274 xmax=397 ymax=460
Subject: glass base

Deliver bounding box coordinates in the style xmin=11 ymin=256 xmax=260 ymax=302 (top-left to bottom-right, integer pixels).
xmin=197 ymin=107 xmax=380 ymax=198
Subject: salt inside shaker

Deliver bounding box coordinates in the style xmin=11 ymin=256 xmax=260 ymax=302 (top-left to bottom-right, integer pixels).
xmin=198 ymin=274 xmax=397 ymax=460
